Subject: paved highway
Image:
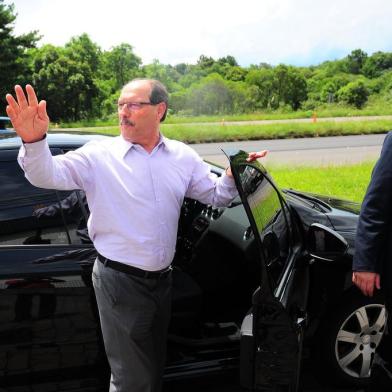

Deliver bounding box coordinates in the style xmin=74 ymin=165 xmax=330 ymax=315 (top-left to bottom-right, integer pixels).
xmin=190 ymin=133 xmax=388 ymax=167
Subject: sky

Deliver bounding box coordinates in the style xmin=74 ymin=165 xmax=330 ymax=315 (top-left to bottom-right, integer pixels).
xmin=8 ymin=0 xmax=392 ymax=67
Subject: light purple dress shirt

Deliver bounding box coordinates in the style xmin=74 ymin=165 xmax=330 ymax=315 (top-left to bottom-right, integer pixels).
xmin=18 ymin=135 xmax=238 ymax=271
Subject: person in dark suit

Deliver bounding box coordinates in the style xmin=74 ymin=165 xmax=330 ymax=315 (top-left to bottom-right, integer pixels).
xmin=352 ymin=132 xmax=392 ymax=391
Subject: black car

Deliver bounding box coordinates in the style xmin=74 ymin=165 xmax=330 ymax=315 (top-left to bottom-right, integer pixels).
xmin=0 ymin=116 xmax=14 ymax=136
xmin=0 ymin=132 xmax=386 ymax=391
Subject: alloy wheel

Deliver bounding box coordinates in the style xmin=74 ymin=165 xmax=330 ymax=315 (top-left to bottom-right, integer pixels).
xmin=335 ymin=304 xmax=386 ymax=378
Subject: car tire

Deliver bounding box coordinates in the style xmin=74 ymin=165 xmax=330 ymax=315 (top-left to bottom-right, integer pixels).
xmin=315 ymin=289 xmax=386 ymax=387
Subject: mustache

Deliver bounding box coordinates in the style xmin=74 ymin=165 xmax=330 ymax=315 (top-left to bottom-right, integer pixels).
xmin=121 ymin=118 xmax=135 ymax=126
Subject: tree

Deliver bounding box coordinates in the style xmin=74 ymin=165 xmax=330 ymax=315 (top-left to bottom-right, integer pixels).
xmin=346 ymin=49 xmax=368 ymax=74
xmin=318 ymin=74 xmax=352 ymax=103
xmin=225 ymin=66 xmax=248 ymax=82
xmin=64 ymin=34 xmax=102 ymax=117
xmin=197 ymin=55 xmax=215 ymax=69
xmin=282 ymin=67 xmax=308 ymax=110
xmin=184 ymin=74 xmax=233 ymax=115
xmin=174 ymin=63 xmax=188 ymax=75
xmin=65 ymin=33 xmax=102 ymax=73
xmin=0 ymin=0 xmax=40 ymax=111
xmin=32 ymin=44 xmax=100 ymax=121
xmin=102 ymin=43 xmax=142 ymax=89
xmin=245 ymin=68 xmax=276 ymax=108
xmin=317 ymin=59 xmax=348 ymax=77
xmin=227 ymin=81 xmax=259 ymax=113
xmin=363 ymin=51 xmax=392 ymax=78
xmin=245 ymin=65 xmax=307 ymax=110
xmin=337 ymin=80 xmax=369 ymax=108
xmin=217 ymin=55 xmax=238 ymax=67
xmin=143 ymin=60 xmax=181 ymax=92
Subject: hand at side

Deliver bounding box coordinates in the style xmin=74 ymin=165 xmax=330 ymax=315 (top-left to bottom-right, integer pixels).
xmin=352 ymin=271 xmax=381 ymax=297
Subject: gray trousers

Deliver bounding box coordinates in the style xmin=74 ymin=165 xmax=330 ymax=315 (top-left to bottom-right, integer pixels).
xmin=92 ymin=259 xmax=172 ymax=392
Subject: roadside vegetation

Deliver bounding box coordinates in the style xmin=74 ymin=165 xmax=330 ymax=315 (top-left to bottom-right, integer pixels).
xmin=58 ymin=119 xmax=392 ymax=144
xmin=2 ymin=1 xmax=392 ymax=129
xmin=60 ymin=100 xmax=392 ymax=128
xmin=268 ymin=161 xmax=375 ymax=203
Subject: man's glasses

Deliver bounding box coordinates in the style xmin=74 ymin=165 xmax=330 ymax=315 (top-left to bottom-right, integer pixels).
xmin=117 ymin=102 xmax=157 ymax=112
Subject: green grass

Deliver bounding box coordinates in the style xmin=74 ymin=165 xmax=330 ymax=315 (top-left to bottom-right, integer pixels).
xmin=59 ymin=101 xmax=392 ymax=128
xmin=162 ymin=120 xmax=392 ymax=143
xmin=266 ymin=161 xmax=375 ymax=203
xmin=165 ymin=106 xmax=392 ymax=124
xmin=165 ymin=112 xmax=314 ymax=124
xmin=56 ymin=119 xmax=392 ymax=144
xmin=57 ymin=117 xmax=118 ymax=128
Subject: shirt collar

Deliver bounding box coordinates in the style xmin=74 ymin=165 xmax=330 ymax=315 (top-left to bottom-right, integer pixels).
xmin=117 ymin=133 xmax=172 ymax=158
xmin=160 ymin=134 xmax=174 ymax=152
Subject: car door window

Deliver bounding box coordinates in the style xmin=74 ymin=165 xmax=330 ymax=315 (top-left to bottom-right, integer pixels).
xmin=32 ymin=189 xmax=91 ymax=245
xmin=240 ymin=165 xmax=292 ymax=286
xmin=0 ymin=154 xmax=90 ymax=246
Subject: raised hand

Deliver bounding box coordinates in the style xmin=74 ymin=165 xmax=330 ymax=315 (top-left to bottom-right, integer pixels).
xmin=5 ymin=85 xmax=49 ymax=143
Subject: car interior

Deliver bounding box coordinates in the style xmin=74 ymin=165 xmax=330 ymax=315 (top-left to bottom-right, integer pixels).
xmin=169 ymin=197 xmax=261 ymax=345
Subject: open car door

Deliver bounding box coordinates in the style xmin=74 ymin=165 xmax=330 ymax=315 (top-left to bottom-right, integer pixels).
xmin=224 ymin=149 xmax=308 ymax=392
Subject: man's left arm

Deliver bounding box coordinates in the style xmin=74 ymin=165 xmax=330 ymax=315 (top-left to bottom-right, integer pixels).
xmin=186 ymin=150 xmax=267 ymax=207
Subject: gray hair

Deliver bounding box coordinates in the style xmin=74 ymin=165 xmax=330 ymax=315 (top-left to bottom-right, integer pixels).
xmin=123 ymin=78 xmax=168 ymax=122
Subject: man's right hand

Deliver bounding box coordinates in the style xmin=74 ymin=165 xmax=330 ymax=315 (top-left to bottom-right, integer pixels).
xmin=5 ymin=85 xmax=49 ymax=143
xmin=352 ymin=271 xmax=381 ymax=297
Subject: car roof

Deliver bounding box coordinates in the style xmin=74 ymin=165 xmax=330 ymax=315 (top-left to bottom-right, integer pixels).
xmin=0 ymin=116 xmax=12 ymax=131
xmin=0 ymin=132 xmax=111 ymax=149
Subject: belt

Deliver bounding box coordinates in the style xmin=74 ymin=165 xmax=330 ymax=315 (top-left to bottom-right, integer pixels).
xmin=97 ymin=253 xmax=172 ymax=279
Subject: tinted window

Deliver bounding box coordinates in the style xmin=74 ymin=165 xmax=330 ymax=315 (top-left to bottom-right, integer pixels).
xmin=239 ymin=165 xmax=292 ymax=285
xmin=0 ymin=156 xmax=54 ymax=203
xmin=43 ymin=190 xmax=91 ymax=245
xmin=0 ymin=154 xmax=90 ymax=246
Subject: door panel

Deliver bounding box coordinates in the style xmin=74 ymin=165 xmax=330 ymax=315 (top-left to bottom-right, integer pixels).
xmin=0 ymin=246 xmax=102 ymax=386
xmin=251 ymin=288 xmax=300 ymax=390
xmin=0 ymin=148 xmax=103 ymax=387
xmin=226 ymin=149 xmax=307 ymax=391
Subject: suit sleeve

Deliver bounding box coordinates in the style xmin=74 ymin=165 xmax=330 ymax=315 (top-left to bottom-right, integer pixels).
xmin=353 ymin=132 xmax=392 ymax=272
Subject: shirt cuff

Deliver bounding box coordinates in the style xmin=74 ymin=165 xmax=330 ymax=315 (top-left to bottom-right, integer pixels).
xmin=220 ymin=173 xmax=237 ymax=188
xmin=23 ymin=135 xmax=48 ymax=155
xmin=18 ymin=135 xmax=49 ymax=169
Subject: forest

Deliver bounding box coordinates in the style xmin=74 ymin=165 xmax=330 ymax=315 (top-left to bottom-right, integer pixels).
xmin=2 ymin=0 xmax=392 ymax=123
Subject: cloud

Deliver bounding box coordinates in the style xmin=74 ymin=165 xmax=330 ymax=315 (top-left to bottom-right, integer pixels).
xmin=10 ymin=0 xmax=392 ymax=66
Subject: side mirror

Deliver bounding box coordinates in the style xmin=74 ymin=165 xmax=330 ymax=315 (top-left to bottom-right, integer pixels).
xmin=307 ymin=223 xmax=348 ymax=261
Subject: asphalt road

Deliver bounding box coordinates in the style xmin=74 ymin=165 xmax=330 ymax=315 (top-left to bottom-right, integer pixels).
xmin=190 ymin=133 xmax=387 ymax=167
xmin=59 ymin=115 xmax=390 ymax=167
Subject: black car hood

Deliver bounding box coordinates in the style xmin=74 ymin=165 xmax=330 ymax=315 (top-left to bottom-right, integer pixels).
xmin=284 ymin=189 xmax=360 ymax=253
xmin=300 ymin=191 xmax=361 ymax=215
